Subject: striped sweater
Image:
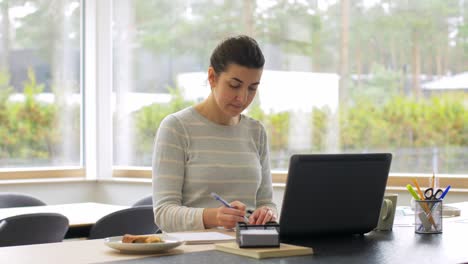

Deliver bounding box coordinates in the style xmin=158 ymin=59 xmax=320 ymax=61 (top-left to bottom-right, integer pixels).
xmin=152 ymin=106 xmax=276 ymax=232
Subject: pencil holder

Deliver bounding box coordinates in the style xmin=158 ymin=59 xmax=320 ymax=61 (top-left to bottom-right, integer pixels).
xmin=415 ymin=200 xmax=442 ymax=234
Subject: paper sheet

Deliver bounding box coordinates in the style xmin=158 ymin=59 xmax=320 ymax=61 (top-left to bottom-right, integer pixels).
xmin=166 ymin=232 xmax=235 ymax=244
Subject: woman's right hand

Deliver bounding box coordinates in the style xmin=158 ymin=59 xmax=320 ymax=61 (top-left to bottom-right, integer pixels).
xmin=216 ymin=201 xmax=247 ymax=229
xmin=203 ymin=201 xmax=247 ymax=229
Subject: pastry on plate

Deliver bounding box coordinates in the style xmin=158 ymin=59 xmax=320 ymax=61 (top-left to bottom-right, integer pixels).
xmin=122 ymin=234 xmax=164 ymax=243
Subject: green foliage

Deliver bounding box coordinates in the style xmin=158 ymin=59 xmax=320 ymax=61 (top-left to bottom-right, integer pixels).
xmin=457 ymin=22 xmax=468 ymax=60
xmin=0 ymin=70 xmax=13 ymax=125
xmin=0 ymin=70 xmax=13 ymax=158
xmin=265 ymin=111 xmax=290 ymax=152
xmin=349 ymin=64 xmax=402 ymax=105
xmin=1 ymin=69 xmax=465 ymax=170
xmin=132 ymin=92 xmax=466 ymax=166
xmin=0 ymin=67 xmax=82 ymax=166
xmin=2 ymin=0 xmax=466 ymax=171
xmin=246 ymin=102 xmax=265 ymax=122
xmin=14 ymin=1 xmax=81 ymax=60
xmin=340 ymin=94 xmax=467 ymax=150
xmin=340 ymin=98 xmax=392 ymax=149
xmin=247 ymin=104 xmax=290 ymax=152
xmin=258 ymin=1 xmax=324 ymax=60
xmin=0 ymin=69 xmax=59 ymax=161
xmin=133 ymin=88 xmax=193 ymax=158
xmin=310 ymin=106 xmax=331 ymax=151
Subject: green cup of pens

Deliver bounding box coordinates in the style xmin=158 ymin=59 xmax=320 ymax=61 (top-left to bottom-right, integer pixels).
xmin=406 ymin=174 xmax=451 ymax=234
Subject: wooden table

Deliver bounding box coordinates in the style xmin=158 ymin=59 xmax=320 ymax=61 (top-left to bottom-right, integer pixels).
xmin=0 ymin=231 xmax=229 ymax=264
xmin=0 ymin=203 xmax=128 ymax=238
xmin=1 ymin=220 xmax=468 ymax=264
xmin=1 ymin=203 xmax=467 ymax=264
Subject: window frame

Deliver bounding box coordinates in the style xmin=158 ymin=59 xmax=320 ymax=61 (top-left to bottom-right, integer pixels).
xmin=0 ymin=0 xmax=86 ymax=180
xmin=1 ymin=0 xmax=467 ymax=191
xmin=0 ymin=168 xmax=84 ymax=180
xmin=0 ymin=0 xmax=112 ymax=181
xmin=107 ymin=1 xmax=467 ymax=189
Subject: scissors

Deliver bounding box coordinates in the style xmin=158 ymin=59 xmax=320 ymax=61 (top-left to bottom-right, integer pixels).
xmin=424 ymin=188 xmax=443 ymax=200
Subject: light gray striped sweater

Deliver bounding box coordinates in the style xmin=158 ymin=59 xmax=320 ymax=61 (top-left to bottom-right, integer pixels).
xmin=152 ymin=106 xmax=276 ymax=232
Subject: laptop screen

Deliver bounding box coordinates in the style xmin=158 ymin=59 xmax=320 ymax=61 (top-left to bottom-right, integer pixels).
xmin=279 ymin=153 xmax=392 ymax=239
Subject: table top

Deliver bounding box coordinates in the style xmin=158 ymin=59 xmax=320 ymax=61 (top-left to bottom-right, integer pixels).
xmin=0 ymin=232 xmax=223 ymax=264
xmin=0 ymin=202 xmax=128 ymax=227
xmin=1 ymin=223 xmax=467 ymax=264
xmin=1 ymin=203 xmax=467 ymax=264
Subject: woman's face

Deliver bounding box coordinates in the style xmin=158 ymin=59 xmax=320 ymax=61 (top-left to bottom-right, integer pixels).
xmin=208 ymin=64 xmax=263 ymax=118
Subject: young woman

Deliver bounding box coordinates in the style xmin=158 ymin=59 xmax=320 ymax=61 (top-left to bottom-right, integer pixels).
xmin=152 ymin=35 xmax=277 ymax=232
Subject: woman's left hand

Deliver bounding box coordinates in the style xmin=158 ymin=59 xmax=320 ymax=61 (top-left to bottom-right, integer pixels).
xmin=249 ymin=206 xmax=277 ymax=225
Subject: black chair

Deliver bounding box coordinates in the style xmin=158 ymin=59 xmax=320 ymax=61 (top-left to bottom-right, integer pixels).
xmin=0 ymin=213 xmax=69 ymax=247
xmin=0 ymin=192 xmax=46 ymax=208
xmin=88 ymin=206 xmax=159 ymax=239
xmin=132 ymin=194 xmax=153 ymax=207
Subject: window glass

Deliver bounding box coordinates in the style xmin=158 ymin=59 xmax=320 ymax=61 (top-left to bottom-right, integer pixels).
xmin=0 ymin=0 xmax=81 ymax=168
xmin=112 ymin=0 xmax=467 ymax=174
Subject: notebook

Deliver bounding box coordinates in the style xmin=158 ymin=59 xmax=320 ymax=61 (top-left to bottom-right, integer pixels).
xmin=166 ymin=231 xmax=235 ymax=244
xmin=280 ymin=153 xmax=392 ymax=240
xmin=215 ymin=242 xmax=313 ymax=259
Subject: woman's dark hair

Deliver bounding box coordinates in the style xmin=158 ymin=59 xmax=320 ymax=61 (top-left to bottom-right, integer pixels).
xmin=210 ymin=35 xmax=265 ymax=74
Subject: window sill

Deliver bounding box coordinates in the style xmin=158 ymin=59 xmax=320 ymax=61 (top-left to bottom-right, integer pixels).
xmin=0 ymin=167 xmax=85 ymax=181
xmin=0 ymin=177 xmax=92 ymax=185
xmin=272 ymin=171 xmax=468 ymax=191
xmin=112 ymin=168 xmax=468 ymax=191
xmin=2 ymin=167 xmax=467 ymax=193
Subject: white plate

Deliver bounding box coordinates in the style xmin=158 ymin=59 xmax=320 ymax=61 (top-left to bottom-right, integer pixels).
xmin=104 ymin=234 xmax=184 ymax=254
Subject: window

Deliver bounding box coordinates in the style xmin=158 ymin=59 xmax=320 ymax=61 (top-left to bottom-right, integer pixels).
xmin=0 ymin=1 xmax=82 ymax=176
xmin=112 ymin=0 xmax=467 ymax=176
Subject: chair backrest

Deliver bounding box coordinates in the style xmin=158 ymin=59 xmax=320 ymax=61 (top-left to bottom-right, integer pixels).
xmin=0 ymin=213 xmax=69 ymax=247
xmin=132 ymin=194 xmax=153 ymax=207
xmin=0 ymin=192 xmax=47 ymax=208
xmin=88 ymin=206 xmax=159 ymax=239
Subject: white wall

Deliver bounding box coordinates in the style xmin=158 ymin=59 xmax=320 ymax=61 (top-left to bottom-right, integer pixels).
xmin=94 ymin=180 xmax=153 ymax=205
xmin=0 ymin=180 xmax=97 ymax=205
xmin=1 ymin=181 xmax=467 ymax=208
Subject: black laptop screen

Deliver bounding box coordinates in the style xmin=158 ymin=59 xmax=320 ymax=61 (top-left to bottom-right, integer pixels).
xmin=279 ymin=153 xmax=392 ymax=239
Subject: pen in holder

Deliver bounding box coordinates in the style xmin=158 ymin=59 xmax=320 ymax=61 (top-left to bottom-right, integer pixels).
xmin=415 ymin=199 xmax=442 ymax=234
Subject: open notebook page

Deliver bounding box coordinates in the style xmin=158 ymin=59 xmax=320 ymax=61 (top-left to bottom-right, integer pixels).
xmin=166 ymin=232 xmax=235 ymax=244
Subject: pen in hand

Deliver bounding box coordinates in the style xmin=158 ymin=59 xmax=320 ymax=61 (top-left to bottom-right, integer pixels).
xmin=210 ymin=192 xmax=249 ymax=223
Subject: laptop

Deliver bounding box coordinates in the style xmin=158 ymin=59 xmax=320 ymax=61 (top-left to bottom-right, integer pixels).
xmin=279 ymin=153 xmax=392 ymax=240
